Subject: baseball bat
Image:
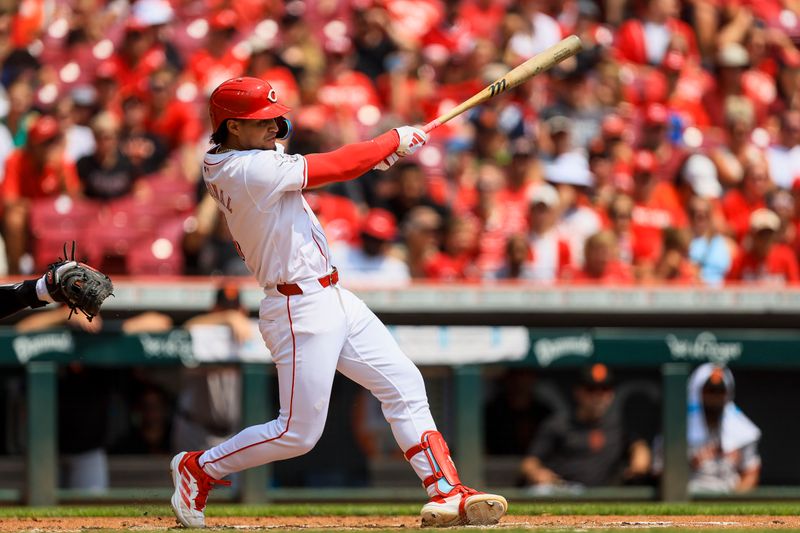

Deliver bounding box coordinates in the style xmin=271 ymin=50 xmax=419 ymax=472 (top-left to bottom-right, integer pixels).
xmin=422 ymin=35 xmax=583 ymax=133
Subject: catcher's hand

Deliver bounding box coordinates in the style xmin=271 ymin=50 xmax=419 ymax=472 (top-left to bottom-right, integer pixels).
xmin=45 ymin=243 xmax=114 ymax=321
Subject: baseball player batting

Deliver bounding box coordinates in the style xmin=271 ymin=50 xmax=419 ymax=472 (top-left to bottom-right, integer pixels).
xmin=169 ymin=77 xmax=507 ymax=528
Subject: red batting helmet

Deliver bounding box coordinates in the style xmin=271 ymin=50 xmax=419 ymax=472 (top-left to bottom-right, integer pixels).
xmin=209 ymin=77 xmax=291 ymax=136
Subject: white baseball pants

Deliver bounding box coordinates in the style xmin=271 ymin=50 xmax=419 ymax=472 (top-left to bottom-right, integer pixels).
xmin=198 ymin=285 xmax=439 ymax=486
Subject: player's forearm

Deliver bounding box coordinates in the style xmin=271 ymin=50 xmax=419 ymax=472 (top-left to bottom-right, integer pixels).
xmin=0 ymin=279 xmax=48 ymax=319
xmin=305 ymin=130 xmax=399 ymax=187
xmin=736 ymin=467 xmax=760 ymax=492
xmin=521 ymin=456 xmax=560 ymax=485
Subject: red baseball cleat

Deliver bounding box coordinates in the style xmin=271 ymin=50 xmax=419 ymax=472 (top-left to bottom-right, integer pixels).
xmin=170 ymin=451 xmax=230 ymax=528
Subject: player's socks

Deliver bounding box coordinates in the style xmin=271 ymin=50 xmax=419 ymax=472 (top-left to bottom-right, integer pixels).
xmin=405 ymin=430 xmax=508 ymax=527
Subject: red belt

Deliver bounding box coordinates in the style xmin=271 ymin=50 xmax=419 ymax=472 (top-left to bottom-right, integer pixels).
xmin=276 ymin=268 xmax=338 ymax=296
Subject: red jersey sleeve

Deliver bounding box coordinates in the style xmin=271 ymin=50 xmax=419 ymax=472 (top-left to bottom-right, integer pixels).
xmin=305 ymin=130 xmax=399 ymax=188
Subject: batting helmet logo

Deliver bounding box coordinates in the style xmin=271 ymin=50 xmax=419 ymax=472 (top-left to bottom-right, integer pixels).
xmin=267 ymin=88 xmax=277 ymax=103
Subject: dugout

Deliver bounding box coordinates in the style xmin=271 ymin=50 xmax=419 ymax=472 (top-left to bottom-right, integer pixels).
xmin=1 ymin=280 xmax=800 ymax=505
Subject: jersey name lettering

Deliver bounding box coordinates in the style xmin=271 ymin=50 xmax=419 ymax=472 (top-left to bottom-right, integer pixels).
xmin=206 ymin=182 xmax=233 ymax=214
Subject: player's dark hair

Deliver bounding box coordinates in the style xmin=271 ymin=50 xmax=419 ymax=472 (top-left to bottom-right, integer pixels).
xmin=210 ymin=120 xmax=230 ymax=145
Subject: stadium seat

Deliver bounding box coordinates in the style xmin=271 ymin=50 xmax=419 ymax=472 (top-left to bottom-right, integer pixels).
xmin=29 ymin=196 xmax=100 ymax=238
xmin=126 ymin=216 xmax=187 ymax=275
xmin=139 ymin=174 xmax=197 ymax=214
xmin=32 ymin=233 xmax=103 ymax=271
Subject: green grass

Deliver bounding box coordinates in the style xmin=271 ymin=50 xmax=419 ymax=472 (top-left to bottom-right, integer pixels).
xmin=0 ymin=501 xmax=799 ymax=518
xmin=4 ymin=505 xmax=800 ymax=533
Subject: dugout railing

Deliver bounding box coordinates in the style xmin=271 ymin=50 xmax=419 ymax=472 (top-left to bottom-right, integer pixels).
xmin=4 ymin=280 xmax=800 ymax=505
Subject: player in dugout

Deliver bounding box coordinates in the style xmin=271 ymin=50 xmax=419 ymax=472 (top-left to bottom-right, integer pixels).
xmin=168 ymin=77 xmax=508 ymax=528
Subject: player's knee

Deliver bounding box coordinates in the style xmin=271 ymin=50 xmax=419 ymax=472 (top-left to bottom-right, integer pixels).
xmin=287 ymin=425 xmax=324 ymax=455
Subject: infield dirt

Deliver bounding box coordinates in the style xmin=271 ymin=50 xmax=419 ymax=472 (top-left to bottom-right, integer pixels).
xmin=2 ymin=515 xmax=800 ymax=531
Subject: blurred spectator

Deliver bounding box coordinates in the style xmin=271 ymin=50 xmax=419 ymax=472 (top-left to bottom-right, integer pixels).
xmin=540 ymin=75 xmax=602 ymax=151
xmin=2 ymin=115 xmax=81 ymax=274
xmin=687 ymin=364 xmax=761 ymax=493
xmin=629 ymin=150 xmax=687 ymax=274
xmin=652 ymin=227 xmax=698 ymax=284
xmin=4 ymin=79 xmax=36 ymax=147
xmin=332 ymin=209 xmax=410 ymax=286
xmin=493 ymin=233 xmax=531 ymax=280
xmin=615 ymin=0 xmax=698 ymax=66
xmin=112 ymin=384 xmax=173 ymax=455
xmin=499 ymin=139 xmax=540 ymax=229
xmin=1 ymin=0 xmax=799 ymax=282
xmin=524 ymin=183 xmax=571 ymax=283
xmin=110 ymin=0 xmax=180 ymax=92
xmin=766 ymin=110 xmax=800 ymax=190
xmin=543 ymin=142 xmax=601 ymax=265
xmin=423 ymin=215 xmax=478 ymax=281
xmin=722 ymin=157 xmax=773 ymax=242
xmin=380 ymin=162 xmax=449 ymax=227
xmin=485 ymin=369 xmax=553 ymax=456
xmin=304 ymin=191 xmax=362 ymax=245
xmin=661 ymin=50 xmax=712 ymax=129
xmin=654 ymin=363 xmax=761 ymax=494
xmin=676 ymin=153 xmax=722 ymax=206
xmin=471 ymin=163 xmax=509 ymax=276
xmin=516 ymin=1 xmax=562 ymax=56
xmin=767 ymin=188 xmax=799 ymax=252
xmin=316 ymin=33 xmax=382 ymax=141
xmin=727 ymin=208 xmax=800 ymax=284
xmin=688 ymin=197 xmax=736 ymax=286
xmin=703 ymin=43 xmax=768 ymax=128
xmin=77 ymin=112 xmax=139 ymax=199
xmin=589 ymin=138 xmax=621 ymax=211
xmin=353 ymin=7 xmax=400 ymax=80
xmin=174 ymin=284 xmax=247 ymax=451
xmin=638 ymin=103 xmax=685 ymax=183
xmin=187 ymin=9 xmax=247 ymax=96
xmin=54 ymin=96 xmax=95 ymax=163
xmin=144 ymin=67 xmax=202 ymax=178
xmin=520 ymin=364 xmax=651 ymax=489
xmin=607 ymin=194 xmax=635 ymax=266
xmin=0 ymin=120 xmax=12 ymax=183
xmin=709 ymin=96 xmax=759 ymax=188
xmin=401 ymin=206 xmax=443 ymax=279
xmin=119 ymin=92 xmax=168 ymax=178
xmin=562 ymin=230 xmax=634 ymax=284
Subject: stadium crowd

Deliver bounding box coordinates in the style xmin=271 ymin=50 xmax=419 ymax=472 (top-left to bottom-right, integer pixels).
xmin=1 ymin=0 xmax=800 ymax=285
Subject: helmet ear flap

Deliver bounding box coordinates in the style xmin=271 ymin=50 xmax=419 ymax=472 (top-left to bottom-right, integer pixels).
xmin=276 ymin=117 xmax=292 ymax=140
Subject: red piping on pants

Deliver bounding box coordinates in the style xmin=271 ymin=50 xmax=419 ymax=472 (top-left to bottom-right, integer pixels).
xmin=203 ymin=295 xmax=296 ymax=466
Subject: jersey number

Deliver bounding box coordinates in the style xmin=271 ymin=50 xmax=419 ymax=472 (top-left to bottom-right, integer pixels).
xmin=233 ymin=240 xmax=245 ymax=261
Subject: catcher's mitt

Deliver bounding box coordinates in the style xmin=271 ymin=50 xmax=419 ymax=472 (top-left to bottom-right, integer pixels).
xmin=45 ymin=242 xmax=114 ymax=321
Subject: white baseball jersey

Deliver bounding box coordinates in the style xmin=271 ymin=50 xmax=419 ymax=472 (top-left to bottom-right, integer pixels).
xmin=202 ymin=144 xmax=332 ymax=287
